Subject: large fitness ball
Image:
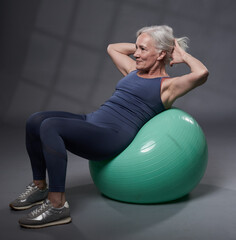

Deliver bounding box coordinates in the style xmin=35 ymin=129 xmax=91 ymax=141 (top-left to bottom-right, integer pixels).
xmin=89 ymin=108 xmax=208 ymax=204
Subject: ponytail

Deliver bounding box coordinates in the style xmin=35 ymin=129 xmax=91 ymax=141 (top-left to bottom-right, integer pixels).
xmin=176 ymin=37 xmax=189 ymax=51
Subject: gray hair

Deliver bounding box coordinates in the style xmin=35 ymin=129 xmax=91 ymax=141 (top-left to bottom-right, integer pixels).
xmin=136 ymin=25 xmax=189 ymax=65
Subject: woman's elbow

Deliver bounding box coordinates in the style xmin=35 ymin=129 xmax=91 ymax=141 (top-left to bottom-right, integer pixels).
xmin=107 ymin=44 xmax=115 ymax=54
xmin=198 ymin=69 xmax=209 ymax=85
xmin=202 ymin=69 xmax=209 ymax=83
xmin=107 ymin=44 xmax=112 ymax=53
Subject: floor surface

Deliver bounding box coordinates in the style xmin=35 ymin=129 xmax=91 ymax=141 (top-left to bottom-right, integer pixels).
xmin=1 ymin=121 xmax=236 ymax=240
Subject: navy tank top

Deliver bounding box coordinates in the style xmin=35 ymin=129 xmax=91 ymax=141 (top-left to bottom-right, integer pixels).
xmin=87 ymin=70 xmax=167 ymax=132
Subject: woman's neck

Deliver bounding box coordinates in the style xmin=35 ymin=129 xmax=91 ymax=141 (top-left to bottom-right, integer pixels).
xmin=137 ymin=64 xmax=168 ymax=78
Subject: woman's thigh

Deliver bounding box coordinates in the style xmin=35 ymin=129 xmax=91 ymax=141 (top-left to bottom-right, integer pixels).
xmin=27 ymin=111 xmax=86 ymax=125
xmin=26 ymin=111 xmax=86 ymax=135
xmin=40 ymin=117 xmax=135 ymax=161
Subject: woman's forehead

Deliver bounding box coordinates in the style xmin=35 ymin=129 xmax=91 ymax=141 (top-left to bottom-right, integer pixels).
xmin=136 ymin=33 xmax=155 ymax=47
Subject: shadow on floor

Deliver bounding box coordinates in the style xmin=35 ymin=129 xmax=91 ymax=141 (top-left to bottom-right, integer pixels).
xmin=64 ymin=182 xmax=220 ymax=239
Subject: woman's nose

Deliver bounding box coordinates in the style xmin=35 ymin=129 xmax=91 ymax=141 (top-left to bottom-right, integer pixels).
xmin=134 ymin=49 xmax=140 ymax=58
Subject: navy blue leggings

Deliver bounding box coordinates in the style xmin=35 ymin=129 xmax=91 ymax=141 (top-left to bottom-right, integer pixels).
xmin=26 ymin=111 xmax=136 ymax=192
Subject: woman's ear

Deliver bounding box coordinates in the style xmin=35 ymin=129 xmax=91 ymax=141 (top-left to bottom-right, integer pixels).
xmin=157 ymin=51 xmax=166 ymax=61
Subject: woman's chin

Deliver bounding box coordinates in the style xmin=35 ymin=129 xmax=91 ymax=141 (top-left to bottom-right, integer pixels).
xmin=136 ymin=64 xmax=142 ymax=70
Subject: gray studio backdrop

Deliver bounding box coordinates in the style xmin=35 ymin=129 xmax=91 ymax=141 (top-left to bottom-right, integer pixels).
xmin=0 ymin=0 xmax=235 ymax=129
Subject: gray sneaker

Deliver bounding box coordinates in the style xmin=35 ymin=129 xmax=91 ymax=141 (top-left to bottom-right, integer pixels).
xmin=19 ymin=199 xmax=72 ymax=228
xmin=9 ymin=182 xmax=48 ymax=210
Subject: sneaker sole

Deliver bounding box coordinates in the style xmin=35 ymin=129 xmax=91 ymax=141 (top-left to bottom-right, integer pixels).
xmin=19 ymin=217 xmax=72 ymax=229
xmin=9 ymin=200 xmax=44 ymax=211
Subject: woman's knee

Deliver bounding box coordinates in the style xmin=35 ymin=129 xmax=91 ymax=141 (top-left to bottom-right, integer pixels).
xmin=26 ymin=112 xmax=48 ymax=136
xmin=39 ymin=118 xmax=67 ymax=158
xmin=39 ymin=118 xmax=60 ymax=141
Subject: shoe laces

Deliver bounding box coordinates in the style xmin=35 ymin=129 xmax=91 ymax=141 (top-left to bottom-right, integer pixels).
xmin=31 ymin=200 xmax=51 ymax=217
xmin=18 ymin=183 xmax=37 ymax=199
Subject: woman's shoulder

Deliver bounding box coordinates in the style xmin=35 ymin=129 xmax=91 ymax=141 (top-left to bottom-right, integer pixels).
xmin=127 ymin=68 xmax=137 ymax=76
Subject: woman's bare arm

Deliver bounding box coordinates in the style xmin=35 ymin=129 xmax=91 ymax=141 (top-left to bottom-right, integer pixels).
xmin=162 ymin=39 xmax=209 ymax=107
xmin=107 ymin=43 xmax=136 ymax=76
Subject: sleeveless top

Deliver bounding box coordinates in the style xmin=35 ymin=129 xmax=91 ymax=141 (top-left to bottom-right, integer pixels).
xmin=86 ymin=70 xmax=167 ymax=132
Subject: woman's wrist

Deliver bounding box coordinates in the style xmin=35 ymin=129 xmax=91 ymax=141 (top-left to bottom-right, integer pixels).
xmin=181 ymin=52 xmax=191 ymax=63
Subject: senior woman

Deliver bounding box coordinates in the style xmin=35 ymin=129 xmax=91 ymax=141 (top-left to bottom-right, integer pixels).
xmin=9 ymin=25 xmax=208 ymax=228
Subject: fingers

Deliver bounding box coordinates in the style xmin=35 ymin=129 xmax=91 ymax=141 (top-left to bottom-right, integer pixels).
xmin=171 ymin=39 xmax=176 ymax=53
xmin=172 ymin=39 xmax=179 ymax=53
xmin=174 ymin=38 xmax=179 ymax=46
xmin=171 ymin=46 xmax=175 ymax=53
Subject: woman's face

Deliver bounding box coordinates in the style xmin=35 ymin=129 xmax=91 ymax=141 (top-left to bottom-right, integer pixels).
xmin=134 ymin=33 xmax=160 ymax=72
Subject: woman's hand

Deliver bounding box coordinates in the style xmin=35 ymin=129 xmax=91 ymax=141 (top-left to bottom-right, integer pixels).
xmin=170 ymin=39 xmax=188 ymax=67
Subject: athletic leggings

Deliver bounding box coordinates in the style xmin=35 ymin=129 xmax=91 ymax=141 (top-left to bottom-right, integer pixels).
xmin=26 ymin=111 xmax=137 ymax=192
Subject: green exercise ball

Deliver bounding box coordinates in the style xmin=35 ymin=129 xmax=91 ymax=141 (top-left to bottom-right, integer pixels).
xmin=89 ymin=108 xmax=208 ymax=204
